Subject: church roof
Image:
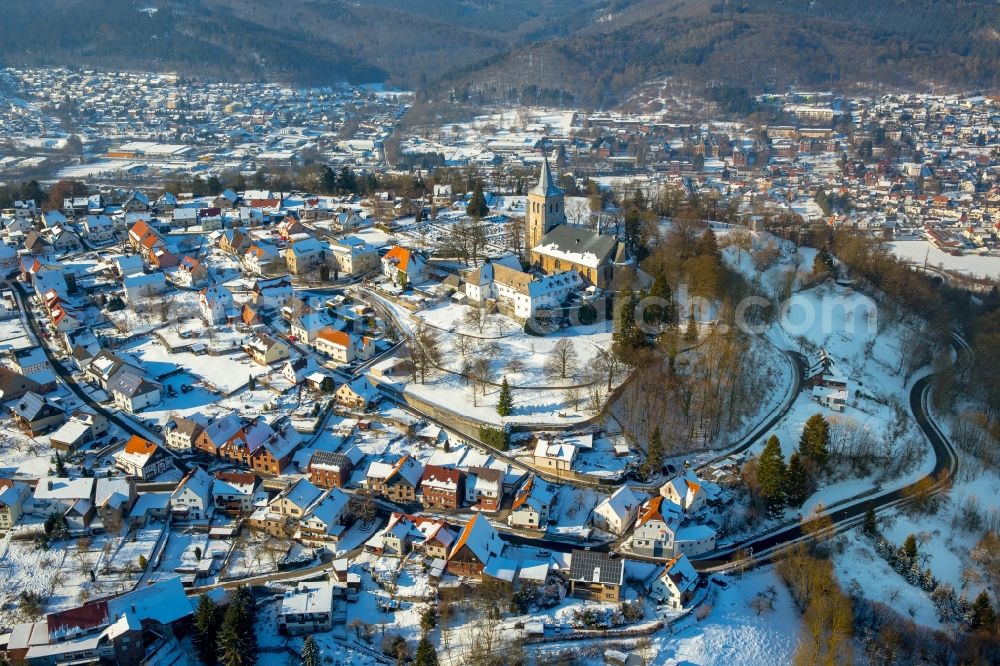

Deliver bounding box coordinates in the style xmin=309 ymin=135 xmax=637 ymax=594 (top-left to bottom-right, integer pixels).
xmin=533 ymin=225 xmax=620 ymax=269
xmin=529 ymin=157 xmax=563 ymax=198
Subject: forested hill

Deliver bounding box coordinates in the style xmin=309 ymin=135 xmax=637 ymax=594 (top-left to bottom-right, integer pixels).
xmin=1 ymin=0 xmax=997 ymax=104
xmin=429 ymin=0 xmax=1000 ymax=109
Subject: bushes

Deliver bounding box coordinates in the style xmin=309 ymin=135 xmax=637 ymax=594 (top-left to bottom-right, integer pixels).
xmin=479 ymin=425 xmax=510 ymax=450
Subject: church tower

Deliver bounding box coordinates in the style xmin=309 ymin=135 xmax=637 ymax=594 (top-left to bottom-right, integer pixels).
xmin=526 ymin=157 xmax=565 ymax=251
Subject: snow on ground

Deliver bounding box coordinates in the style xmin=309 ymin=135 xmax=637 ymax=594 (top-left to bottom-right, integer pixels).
xmin=395 ymin=301 xmax=617 ymax=425
xmin=890 ymin=239 xmax=1000 ymax=281
xmin=646 ymin=568 xmax=800 ymax=666
xmin=124 ymin=336 xmax=269 ymax=393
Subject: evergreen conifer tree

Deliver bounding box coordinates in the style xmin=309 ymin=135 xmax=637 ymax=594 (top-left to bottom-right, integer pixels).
xmin=784 ymin=451 xmax=809 ymax=507
xmin=301 ymin=635 xmax=320 ymax=666
xmin=496 ymin=377 xmax=513 ymax=417
xmin=758 ymin=435 xmax=787 ymax=510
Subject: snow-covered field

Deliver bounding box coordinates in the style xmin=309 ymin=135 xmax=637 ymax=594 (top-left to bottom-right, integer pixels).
xmin=890 ymin=239 xmax=1000 ymax=281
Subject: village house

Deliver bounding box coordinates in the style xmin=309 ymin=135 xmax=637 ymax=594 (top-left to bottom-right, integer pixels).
xmin=283 ymin=236 xmax=327 ymax=276
xmin=29 ymin=477 xmax=95 ymax=528
xmin=170 ymin=467 xmax=213 ymax=521
xmin=592 ymin=485 xmax=643 ymax=536
xmin=195 ymin=413 xmax=243 ymax=457
xmin=659 ymin=470 xmax=708 ymax=513
xmin=465 ymin=258 xmax=584 ymax=321
xmin=335 ymin=377 xmax=377 ymax=409
xmin=165 ymin=416 xmax=205 ymax=451
xmin=252 ymin=275 xmax=294 ymax=309
xmin=0 ymin=479 xmax=31 ymax=530
xmin=0 ymin=366 xmax=42 ymax=402
xmin=419 ymin=465 xmax=463 ymax=510
xmin=464 ymin=466 xmax=503 ymax=511
xmin=297 ymin=486 xmax=351 ymax=548
xmin=85 ymin=349 xmax=144 ymax=391
xmin=365 ymin=454 xmax=423 ymax=503
xmin=533 ymin=438 xmax=577 ymax=474
xmin=94 ymin=477 xmax=136 ymax=532
xmin=114 ymin=436 xmax=173 ymax=479
xmin=243 ymin=332 xmax=290 ymax=365
xmin=278 ymin=583 xmax=335 ymax=636
xmin=631 ymin=496 xmax=682 ymax=557
xmin=242 ymin=242 xmax=282 ymax=276
xmin=381 ymin=245 xmax=428 ymax=285
xmin=111 ymin=371 xmax=162 ymax=413
xmin=447 ymin=512 xmax=504 ymax=578
xmin=308 ymin=450 xmax=358 ymax=489
xmin=212 ymin=470 xmax=258 ymax=516
xmin=248 ymin=478 xmax=325 ymax=538
xmin=647 ymin=553 xmax=699 ymax=610
xmin=11 ymin=391 xmax=65 ymax=435
xmin=199 ymin=284 xmax=235 ymax=324
xmin=49 ymin=408 xmax=109 ymax=451
xmin=508 ymin=474 xmax=554 ymax=530
xmin=290 ymin=311 xmax=333 ymax=343
xmin=568 ymin=549 xmax=624 ymax=602
xmin=328 ymin=236 xmax=378 ymax=276
xmin=83 ymin=215 xmax=116 ymax=242
xmin=315 ymin=328 xmax=374 ymax=364
xmin=122 ymin=271 xmax=167 ymax=303
xmin=176 ymin=256 xmax=209 ymax=287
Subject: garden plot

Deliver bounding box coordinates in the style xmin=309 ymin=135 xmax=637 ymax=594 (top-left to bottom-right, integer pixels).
xmin=124 ymin=336 xmax=269 ymax=394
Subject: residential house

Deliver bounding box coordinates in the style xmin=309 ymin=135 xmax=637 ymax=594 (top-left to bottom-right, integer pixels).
xmin=199 ymin=285 xmax=235 ymax=324
xmin=372 ymin=512 xmax=423 ymax=556
xmin=465 ymin=466 xmax=503 ymax=512
xmin=12 ymin=346 xmax=55 ymax=392
xmin=465 ymin=259 xmax=583 ymax=321
xmin=630 ymin=496 xmax=682 ymax=557
xmin=248 ymin=478 xmax=324 ymax=538
xmin=335 ymin=377 xmax=377 ymax=409
xmin=659 ymin=470 xmax=708 ymax=513
xmin=0 ymin=366 xmax=42 ymax=402
xmin=11 ymin=392 xmax=65 ymax=435
xmin=170 ymin=467 xmax=213 ymax=521
xmin=113 ymin=436 xmax=173 ymax=479
xmin=49 ymin=408 xmax=108 ymax=451
xmin=48 ymin=226 xmax=82 ymax=252
xmin=447 ymin=513 xmax=504 ymax=578
xmin=315 ymin=328 xmax=374 ymax=364
xmin=647 ymin=554 xmax=699 ymax=610
xmin=365 ymin=455 xmax=423 ymax=503
xmin=195 ymin=413 xmax=243 ymax=457
xmin=508 ymin=474 xmax=554 ymax=530
xmin=212 ymin=471 xmax=257 ymax=516
xmin=218 ymin=228 xmax=251 ymax=255
xmin=165 ymin=416 xmax=205 ymax=451
xmin=282 ymin=356 xmax=317 ymax=386
xmin=283 ymin=236 xmax=327 ymax=276
xmin=298 ymin=487 xmax=351 ymax=548
xmin=94 ymin=478 xmax=136 ymax=532
xmin=328 ymin=236 xmax=377 ymax=276
xmin=252 ymin=275 xmax=294 ymax=309
xmin=243 ymin=332 xmax=290 ymax=366
xmin=568 ymin=549 xmax=624 ymax=602
xmin=85 ymin=350 xmax=144 ymax=390
xmin=278 ymin=583 xmax=334 ymax=636
xmin=416 ymin=517 xmax=457 ymax=560
xmin=83 ymin=215 xmax=116 ymax=242
xmin=533 ymin=438 xmax=577 ymax=473
xmin=111 ymin=371 xmax=161 ymax=413
xmin=308 ymin=450 xmax=355 ymax=489
xmin=381 ymin=245 xmax=428 ymax=285
xmin=30 ymin=477 xmax=95 ymax=528
xmin=122 ymin=271 xmax=166 ymax=303
xmin=0 ymin=479 xmax=30 ymax=530
xmin=592 ymin=485 xmax=643 ymax=536
xmin=290 ymin=311 xmax=332 ymax=343
xmin=176 ymin=256 xmax=209 ymax=287
xmin=242 ymin=243 xmax=281 ymax=276
xmin=420 ymin=465 xmax=463 ymax=510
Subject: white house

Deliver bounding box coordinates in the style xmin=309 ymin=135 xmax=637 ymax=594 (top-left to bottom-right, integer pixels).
xmin=315 ymin=328 xmax=374 ymax=364
xmin=630 ymin=496 xmax=682 ymax=557
xmin=508 ymin=475 xmax=554 ymax=530
xmin=199 ymin=285 xmax=235 ymax=324
xmin=122 ymin=271 xmax=166 ymax=303
xmin=659 ymin=470 xmax=709 ymax=513
xmin=381 ymin=246 xmax=428 ymax=285
xmin=111 ymin=371 xmax=162 ymax=413
xmin=83 ymin=215 xmax=116 ymax=242
xmin=465 ymin=259 xmax=583 ymax=321
xmin=648 ymin=553 xmax=699 ymax=610
xmin=170 ymin=467 xmax=213 ymax=520
xmin=592 ymin=486 xmax=643 ymax=536
xmin=328 ymin=236 xmax=378 ymax=276
xmin=278 ymin=582 xmax=334 ymax=636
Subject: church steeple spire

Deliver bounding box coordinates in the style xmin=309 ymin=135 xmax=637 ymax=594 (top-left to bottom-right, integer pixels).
xmin=530 ymin=157 xmax=563 ymax=198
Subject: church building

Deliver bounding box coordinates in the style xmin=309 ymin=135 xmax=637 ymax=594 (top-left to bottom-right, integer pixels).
xmin=527 ymin=158 xmax=634 ymax=291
